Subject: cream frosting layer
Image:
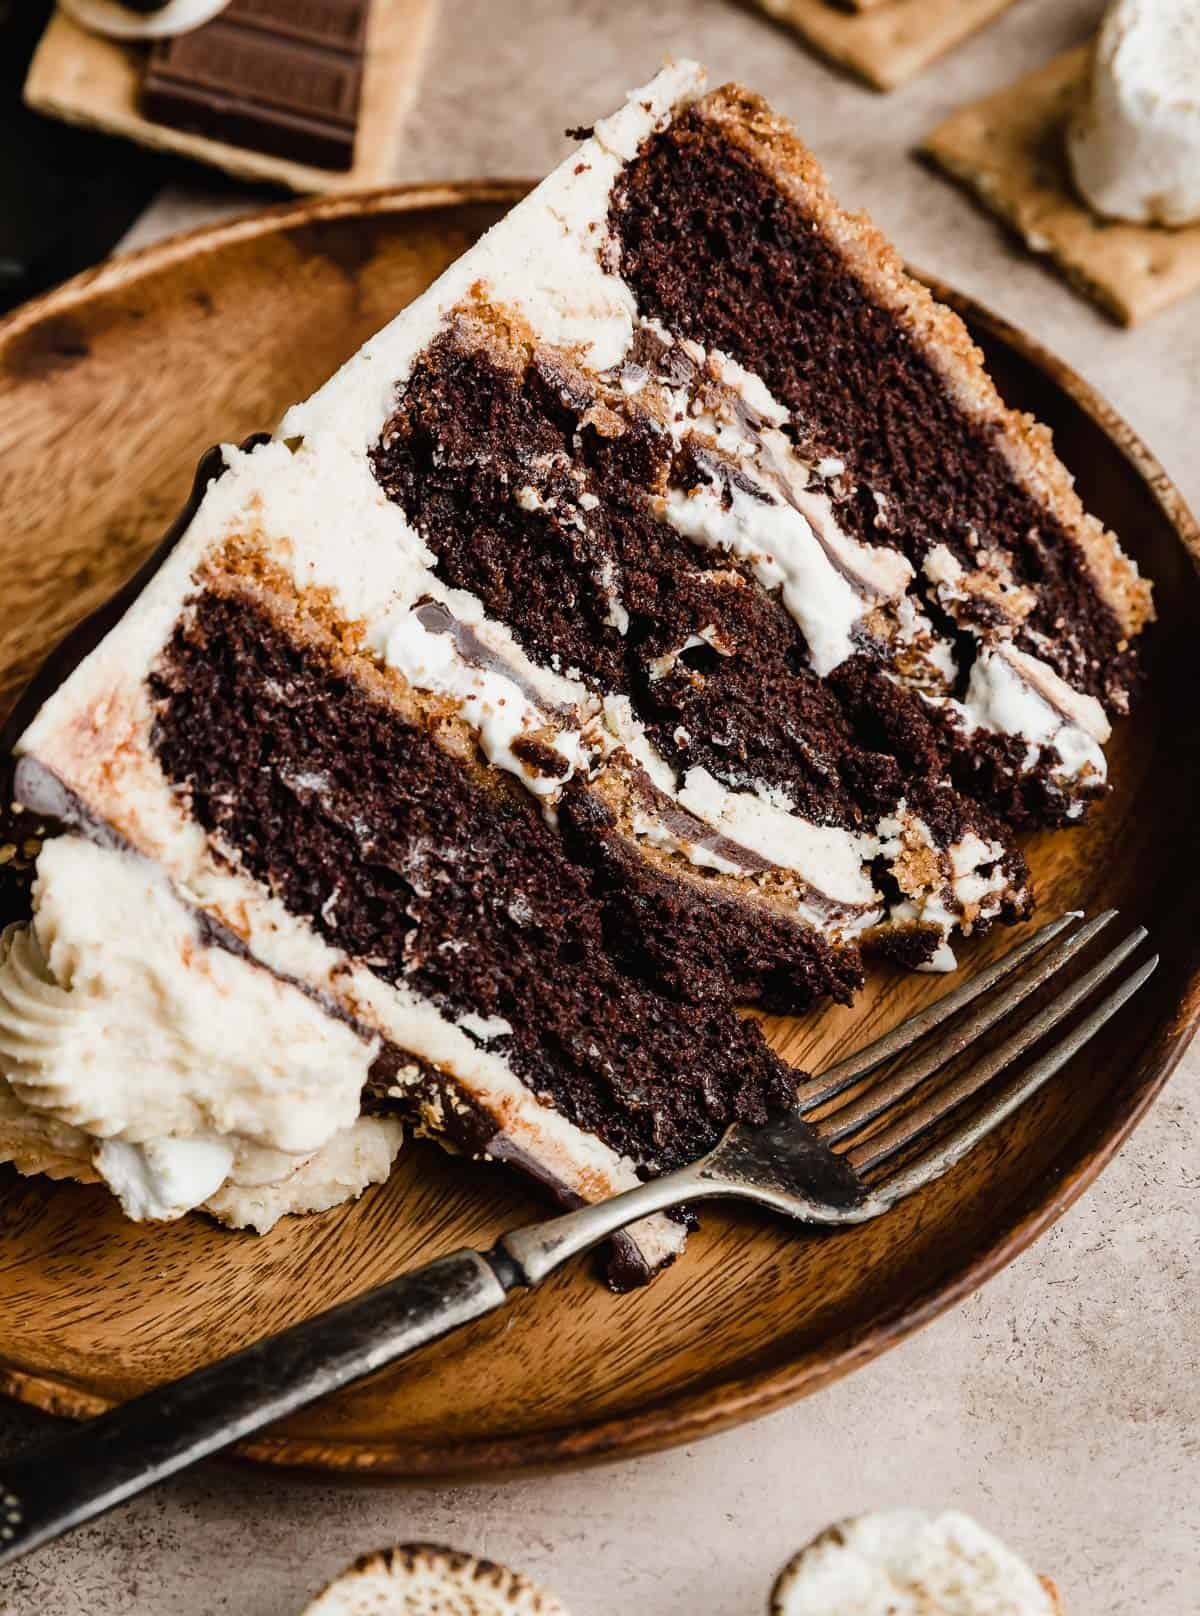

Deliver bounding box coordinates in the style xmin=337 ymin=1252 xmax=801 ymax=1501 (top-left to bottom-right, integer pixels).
xmin=0 ymin=836 xmax=376 ymax=1152
xmin=204 ymin=1117 xmax=405 ymax=1234
xmin=383 ymin=607 xmax=585 ymax=796
xmin=0 ymin=1075 xmax=404 ymax=1234
xmin=280 ymin=61 xmax=710 ymax=456
xmin=876 ymin=802 xmax=1011 ymax=974
xmin=1068 ymin=0 xmax=1200 ymax=226
xmin=925 ymin=642 xmax=1110 ymax=815
xmin=653 ymin=336 xmax=916 ymax=680
xmin=0 ymin=834 xmax=399 ymax=1226
xmin=674 ymin=767 xmax=879 ymax=913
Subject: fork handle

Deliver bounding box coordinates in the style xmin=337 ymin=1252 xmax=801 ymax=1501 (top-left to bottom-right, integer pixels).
xmin=0 ymin=1166 xmax=718 ymax=1567
xmin=0 ymin=1247 xmax=514 ymax=1568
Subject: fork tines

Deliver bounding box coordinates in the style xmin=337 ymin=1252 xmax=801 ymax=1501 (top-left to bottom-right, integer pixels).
xmin=801 ymin=912 xmax=1157 ymax=1204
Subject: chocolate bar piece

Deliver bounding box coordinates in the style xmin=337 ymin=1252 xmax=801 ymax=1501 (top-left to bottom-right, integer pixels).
xmin=224 ymin=0 xmax=369 ymax=53
xmin=142 ymin=0 xmax=368 ymax=171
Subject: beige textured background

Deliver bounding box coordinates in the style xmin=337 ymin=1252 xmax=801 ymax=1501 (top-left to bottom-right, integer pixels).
xmin=1 ymin=2 xmax=1197 ymax=1613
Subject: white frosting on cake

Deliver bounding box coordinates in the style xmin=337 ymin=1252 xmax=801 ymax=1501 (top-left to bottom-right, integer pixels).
xmin=628 ymin=808 xmax=745 ymax=876
xmin=893 ymin=593 xmax=958 ymax=694
xmin=922 ymin=543 xmax=1036 ymax=636
xmin=383 ymin=608 xmax=584 ymax=795
xmin=0 ymin=836 xmax=407 ymax=1228
xmin=454 ymin=1009 xmax=514 ymax=1045
xmin=0 ymin=801 xmax=684 ymax=1259
xmin=0 ymin=1076 xmax=404 ymax=1234
xmin=675 ymin=766 xmax=880 ymax=912
xmin=204 ymin=1116 xmax=405 ymax=1233
xmin=920 ymin=546 xmax=1108 ymax=805
xmin=1068 ymin=0 xmax=1200 ymax=226
xmin=660 ymin=478 xmax=873 ymax=678
xmin=772 ymin=1509 xmax=1055 ymax=1616
xmin=595 ymin=693 xmax=678 ymax=793
xmin=95 ymin=1136 xmax=235 ymax=1220
xmin=592 ymin=697 xmax=889 ymax=937
xmin=877 ymin=804 xmax=1011 ymax=975
xmin=948 ymin=644 xmax=1109 ymax=792
xmin=656 ymin=337 xmax=914 ymax=678
xmin=280 ymin=59 xmax=709 ymax=456
xmin=0 ymin=1069 xmax=99 ymax=1179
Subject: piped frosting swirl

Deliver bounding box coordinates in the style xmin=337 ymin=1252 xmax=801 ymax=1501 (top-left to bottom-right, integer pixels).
xmin=0 ymin=835 xmax=377 ymax=1153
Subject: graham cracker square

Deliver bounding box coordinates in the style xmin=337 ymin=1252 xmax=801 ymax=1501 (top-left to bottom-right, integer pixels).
xmin=23 ymin=0 xmax=439 ymax=197
xmin=749 ymin=0 xmax=1020 ymax=93
xmin=923 ymin=47 xmax=1200 ymax=326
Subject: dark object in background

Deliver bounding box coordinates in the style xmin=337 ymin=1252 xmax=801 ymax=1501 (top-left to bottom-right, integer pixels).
xmin=0 ymin=0 xmax=171 ymax=317
xmin=143 ymin=0 xmax=369 ymax=172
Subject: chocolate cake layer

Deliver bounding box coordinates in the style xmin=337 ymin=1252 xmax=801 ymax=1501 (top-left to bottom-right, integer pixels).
xmin=609 ymin=100 xmax=1137 ymax=712
xmin=371 ymin=321 xmax=1033 ymax=952
xmin=372 ymin=329 xmax=878 ymax=829
xmin=148 ymin=585 xmax=798 ymax=1172
xmin=555 ymin=780 xmax=865 ymax=1010
xmin=828 ymin=656 xmax=1070 ymax=831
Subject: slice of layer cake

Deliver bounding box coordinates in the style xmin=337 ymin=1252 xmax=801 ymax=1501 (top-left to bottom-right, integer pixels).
xmin=0 ymin=62 xmax=1151 ymax=1283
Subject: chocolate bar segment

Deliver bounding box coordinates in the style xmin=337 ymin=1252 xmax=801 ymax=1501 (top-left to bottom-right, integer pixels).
xmin=224 ymin=0 xmax=369 ymax=54
xmin=143 ymin=0 xmax=368 ymax=171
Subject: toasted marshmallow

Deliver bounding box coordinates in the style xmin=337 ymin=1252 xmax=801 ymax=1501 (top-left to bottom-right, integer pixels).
xmin=1068 ymin=0 xmax=1200 ymax=226
xmin=770 ymin=1510 xmax=1060 ymax=1616
xmin=301 ymin=1544 xmax=571 ymax=1616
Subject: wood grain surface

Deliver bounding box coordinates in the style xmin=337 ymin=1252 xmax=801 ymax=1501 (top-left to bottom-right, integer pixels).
xmin=0 ymin=184 xmax=1196 ymax=1479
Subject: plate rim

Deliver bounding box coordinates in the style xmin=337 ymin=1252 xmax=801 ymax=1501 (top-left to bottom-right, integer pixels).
xmin=1 ymin=181 xmax=1197 ymax=1478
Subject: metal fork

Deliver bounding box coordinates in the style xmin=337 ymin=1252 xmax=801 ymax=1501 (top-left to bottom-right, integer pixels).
xmin=0 ymin=910 xmax=1155 ymax=1568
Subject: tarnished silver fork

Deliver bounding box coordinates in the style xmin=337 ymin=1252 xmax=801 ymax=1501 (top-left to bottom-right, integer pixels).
xmin=0 ymin=911 xmax=1155 ymax=1568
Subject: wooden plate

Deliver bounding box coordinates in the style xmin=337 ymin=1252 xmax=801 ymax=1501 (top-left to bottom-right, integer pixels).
xmin=1 ymin=184 xmax=1197 ymax=1479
